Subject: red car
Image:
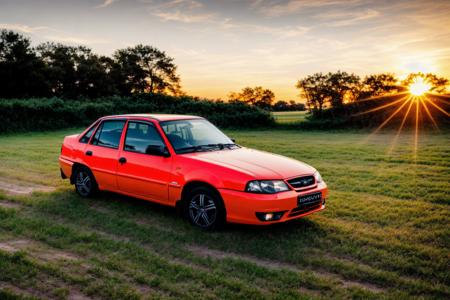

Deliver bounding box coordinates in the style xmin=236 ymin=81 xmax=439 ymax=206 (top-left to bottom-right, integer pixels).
xmin=59 ymin=114 xmax=328 ymax=229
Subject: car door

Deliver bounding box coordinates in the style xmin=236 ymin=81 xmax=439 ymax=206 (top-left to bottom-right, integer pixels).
xmin=116 ymin=120 xmax=172 ymax=204
xmin=84 ymin=119 xmax=126 ymax=191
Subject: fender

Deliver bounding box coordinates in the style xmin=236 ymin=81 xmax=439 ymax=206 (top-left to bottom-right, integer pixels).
xmin=168 ymin=167 xmax=225 ymax=205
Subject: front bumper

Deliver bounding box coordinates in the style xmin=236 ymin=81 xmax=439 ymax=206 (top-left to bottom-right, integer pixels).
xmin=219 ymin=182 xmax=328 ymax=225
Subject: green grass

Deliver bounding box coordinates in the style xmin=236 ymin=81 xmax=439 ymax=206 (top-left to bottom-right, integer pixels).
xmin=273 ymin=111 xmax=309 ymax=124
xmin=0 ymin=128 xmax=449 ymax=299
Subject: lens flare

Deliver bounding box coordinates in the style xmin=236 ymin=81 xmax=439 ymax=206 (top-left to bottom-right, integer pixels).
xmin=357 ymin=83 xmax=448 ymax=159
xmin=409 ymin=77 xmax=431 ymax=96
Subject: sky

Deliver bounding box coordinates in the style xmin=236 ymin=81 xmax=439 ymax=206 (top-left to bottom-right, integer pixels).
xmin=1 ymin=0 xmax=449 ymax=100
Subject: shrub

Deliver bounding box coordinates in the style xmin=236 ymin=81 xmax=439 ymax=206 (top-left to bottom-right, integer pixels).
xmin=0 ymin=95 xmax=274 ymax=133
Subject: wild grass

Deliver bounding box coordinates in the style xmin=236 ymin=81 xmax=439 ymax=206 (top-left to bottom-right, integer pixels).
xmin=272 ymin=111 xmax=308 ymax=124
xmin=0 ymin=128 xmax=449 ymax=299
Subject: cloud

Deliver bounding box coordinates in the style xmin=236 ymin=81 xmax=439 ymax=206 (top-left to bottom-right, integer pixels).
xmin=253 ymin=0 xmax=360 ymax=17
xmin=163 ymin=0 xmax=203 ymax=10
xmin=0 ymin=23 xmax=49 ymax=33
xmin=243 ymin=23 xmax=310 ymax=38
xmin=154 ymin=10 xmax=215 ymax=23
xmin=0 ymin=23 xmax=109 ymax=46
xmin=216 ymin=17 xmax=309 ymax=38
xmin=44 ymin=35 xmax=110 ymax=45
xmin=95 ymin=0 xmax=117 ymax=8
xmin=151 ymin=0 xmax=214 ymax=23
xmin=317 ymin=9 xmax=380 ymax=27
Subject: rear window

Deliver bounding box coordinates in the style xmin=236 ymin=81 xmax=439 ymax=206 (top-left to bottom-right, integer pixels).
xmin=91 ymin=120 xmax=126 ymax=149
xmin=79 ymin=122 xmax=98 ymax=144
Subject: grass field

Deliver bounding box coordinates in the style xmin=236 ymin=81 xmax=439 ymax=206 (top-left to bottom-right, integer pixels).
xmin=0 ymin=128 xmax=449 ymax=299
xmin=273 ymin=111 xmax=309 ymax=124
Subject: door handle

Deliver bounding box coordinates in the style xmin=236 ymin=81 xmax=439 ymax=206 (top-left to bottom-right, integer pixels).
xmin=85 ymin=150 xmax=93 ymax=156
xmin=119 ymin=157 xmax=127 ymax=164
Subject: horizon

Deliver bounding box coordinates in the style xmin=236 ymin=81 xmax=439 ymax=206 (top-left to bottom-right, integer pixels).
xmin=1 ymin=0 xmax=449 ymax=100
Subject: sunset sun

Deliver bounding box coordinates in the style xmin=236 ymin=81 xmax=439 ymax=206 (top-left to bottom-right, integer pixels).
xmin=409 ymin=77 xmax=431 ymax=96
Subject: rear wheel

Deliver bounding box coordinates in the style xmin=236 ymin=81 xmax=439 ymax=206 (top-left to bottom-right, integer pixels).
xmin=185 ymin=186 xmax=225 ymax=230
xmin=74 ymin=166 xmax=98 ymax=198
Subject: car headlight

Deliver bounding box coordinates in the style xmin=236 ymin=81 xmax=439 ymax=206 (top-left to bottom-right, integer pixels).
xmin=246 ymin=180 xmax=290 ymax=194
xmin=314 ymin=171 xmax=323 ymax=183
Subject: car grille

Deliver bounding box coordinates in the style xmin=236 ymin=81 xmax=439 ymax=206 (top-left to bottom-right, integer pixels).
xmin=287 ymin=175 xmax=315 ymax=189
xmin=288 ymin=203 xmax=322 ymax=217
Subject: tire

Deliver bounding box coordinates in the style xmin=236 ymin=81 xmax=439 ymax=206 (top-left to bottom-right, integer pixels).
xmin=185 ymin=186 xmax=226 ymax=230
xmin=73 ymin=166 xmax=98 ymax=198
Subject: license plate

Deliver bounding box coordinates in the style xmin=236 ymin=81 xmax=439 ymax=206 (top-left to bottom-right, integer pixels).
xmin=298 ymin=192 xmax=322 ymax=207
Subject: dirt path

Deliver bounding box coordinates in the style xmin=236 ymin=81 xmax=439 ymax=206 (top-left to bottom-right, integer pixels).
xmin=187 ymin=245 xmax=385 ymax=294
xmin=0 ymin=179 xmax=54 ymax=195
xmin=0 ymin=200 xmax=22 ymax=209
xmin=0 ymin=239 xmax=79 ymax=262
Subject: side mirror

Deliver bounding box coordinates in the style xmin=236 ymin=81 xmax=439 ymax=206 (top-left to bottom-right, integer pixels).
xmin=145 ymin=145 xmax=170 ymax=157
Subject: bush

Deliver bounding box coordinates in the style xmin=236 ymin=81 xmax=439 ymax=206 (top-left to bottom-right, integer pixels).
xmin=0 ymin=94 xmax=274 ymax=133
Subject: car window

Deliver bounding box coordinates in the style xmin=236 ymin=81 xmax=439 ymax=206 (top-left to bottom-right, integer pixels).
xmin=91 ymin=120 xmax=126 ymax=149
xmin=124 ymin=121 xmax=165 ymax=154
xmin=161 ymin=119 xmax=233 ymax=152
xmin=79 ymin=122 xmax=98 ymax=144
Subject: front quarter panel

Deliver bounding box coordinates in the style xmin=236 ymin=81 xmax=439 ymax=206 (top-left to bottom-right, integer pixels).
xmin=168 ymin=154 xmax=253 ymax=204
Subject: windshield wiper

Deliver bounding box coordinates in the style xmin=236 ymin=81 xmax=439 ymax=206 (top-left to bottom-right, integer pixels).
xmin=176 ymin=145 xmax=216 ymax=153
xmin=176 ymin=143 xmax=238 ymax=154
xmin=204 ymin=143 xmax=239 ymax=150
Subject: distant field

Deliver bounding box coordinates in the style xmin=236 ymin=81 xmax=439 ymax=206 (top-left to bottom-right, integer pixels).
xmin=273 ymin=111 xmax=308 ymax=124
xmin=0 ymin=129 xmax=449 ymax=299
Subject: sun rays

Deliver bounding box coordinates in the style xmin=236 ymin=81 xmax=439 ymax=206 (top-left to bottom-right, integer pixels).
xmin=358 ymin=75 xmax=449 ymax=159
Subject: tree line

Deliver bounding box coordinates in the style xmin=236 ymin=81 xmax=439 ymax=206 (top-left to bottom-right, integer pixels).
xmin=296 ymin=71 xmax=448 ymax=117
xmin=228 ymin=86 xmax=305 ymax=111
xmin=0 ymin=30 xmax=181 ymax=99
xmin=229 ymin=72 xmax=448 ymax=115
xmin=1 ymin=29 xmax=448 ymax=117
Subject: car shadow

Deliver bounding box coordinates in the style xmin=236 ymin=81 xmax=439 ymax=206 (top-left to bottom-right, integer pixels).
xmin=95 ymin=190 xmax=324 ymax=242
xmin=33 ymin=188 xmax=327 ymax=262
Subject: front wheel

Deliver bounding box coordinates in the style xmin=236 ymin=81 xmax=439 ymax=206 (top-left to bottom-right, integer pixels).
xmin=185 ymin=186 xmax=225 ymax=230
xmin=74 ymin=166 xmax=98 ymax=198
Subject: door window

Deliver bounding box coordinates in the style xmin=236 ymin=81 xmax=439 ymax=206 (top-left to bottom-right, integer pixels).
xmin=91 ymin=120 xmax=126 ymax=149
xmin=124 ymin=121 xmax=165 ymax=154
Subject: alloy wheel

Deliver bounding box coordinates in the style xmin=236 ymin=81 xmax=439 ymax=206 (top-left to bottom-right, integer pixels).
xmin=189 ymin=193 xmax=217 ymax=228
xmin=76 ymin=170 xmax=92 ymax=197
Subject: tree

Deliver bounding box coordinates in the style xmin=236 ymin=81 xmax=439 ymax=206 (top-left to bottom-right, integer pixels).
xmin=37 ymin=43 xmax=85 ymax=98
xmin=228 ymin=86 xmax=275 ymax=109
xmin=0 ymin=30 xmax=49 ymax=98
xmin=326 ymin=71 xmax=360 ymax=108
xmin=296 ymin=73 xmax=330 ymax=115
xmin=402 ymin=72 xmax=448 ymax=94
xmin=288 ymin=100 xmax=306 ymax=111
xmin=273 ymin=100 xmax=289 ymax=111
xmin=112 ymin=45 xmax=182 ymax=96
xmin=75 ymin=54 xmax=117 ymax=98
xmin=37 ymin=43 xmax=117 ymax=98
xmin=360 ymin=73 xmax=399 ymax=99
xmin=296 ymin=71 xmax=361 ymax=115
xmin=272 ymin=100 xmax=306 ymax=111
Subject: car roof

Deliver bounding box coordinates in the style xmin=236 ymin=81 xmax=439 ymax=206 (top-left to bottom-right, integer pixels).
xmin=101 ymin=114 xmax=203 ymax=122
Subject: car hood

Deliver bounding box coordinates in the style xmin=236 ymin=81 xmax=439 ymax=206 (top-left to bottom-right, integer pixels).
xmin=184 ymin=147 xmax=315 ymax=179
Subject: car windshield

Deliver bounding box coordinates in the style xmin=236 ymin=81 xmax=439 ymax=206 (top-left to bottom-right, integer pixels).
xmin=160 ymin=119 xmax=238 ymax=154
